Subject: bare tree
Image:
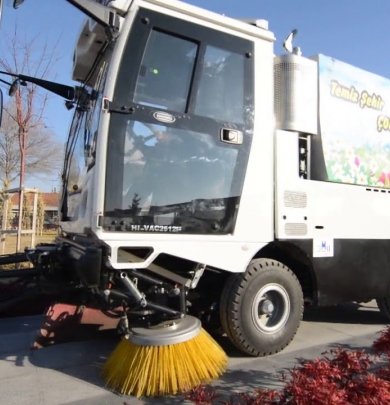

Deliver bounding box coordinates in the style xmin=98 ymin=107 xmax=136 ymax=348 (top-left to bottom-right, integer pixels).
xmin=0 ymin=25 xmax=62 ymax=251
xmin=0 ymin=99 xmax=62 ymax=184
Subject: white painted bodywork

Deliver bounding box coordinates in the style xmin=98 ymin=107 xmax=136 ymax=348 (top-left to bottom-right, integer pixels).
xmin=61 ymin=0 xmax=390 ymax=275
xmin=275 ymin=130 xmax=390 ymax=240
xmin=61 ymin=0 xmax=276 ymax=273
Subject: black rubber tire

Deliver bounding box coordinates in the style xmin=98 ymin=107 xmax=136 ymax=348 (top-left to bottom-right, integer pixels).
xmin=376 ymin=298 xmax=390 ymax=320
xmin=220 ymin=258 xmax=303 ymax=356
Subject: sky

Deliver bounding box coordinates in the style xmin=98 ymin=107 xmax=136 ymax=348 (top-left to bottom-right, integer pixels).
xmin=1 ymin=0 xmax=390 ymax=192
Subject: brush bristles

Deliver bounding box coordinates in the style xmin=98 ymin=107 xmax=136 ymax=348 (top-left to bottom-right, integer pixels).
xmin=101 ymin=328 xmax=228 ymax=397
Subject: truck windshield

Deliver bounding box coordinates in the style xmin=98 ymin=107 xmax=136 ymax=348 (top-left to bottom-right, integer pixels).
xmin=102 ymin=9 xmax=254 ymax=235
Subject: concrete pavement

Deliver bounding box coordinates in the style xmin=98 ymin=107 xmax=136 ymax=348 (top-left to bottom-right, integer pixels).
xmin=0 ymin=301 xmax=387 ymax=405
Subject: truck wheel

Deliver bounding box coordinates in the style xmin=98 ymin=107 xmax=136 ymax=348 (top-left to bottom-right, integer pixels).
xmin=220 ymin=258 xmax=303 ymax=356
xmin=376 ymin=297 xmax=390 ymax=319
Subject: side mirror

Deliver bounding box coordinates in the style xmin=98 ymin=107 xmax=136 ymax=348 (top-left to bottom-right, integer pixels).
xmin=9 ymin=79 xmax=19 ymax=97
xmin=13 ymin=0 xmax=26 ymax=9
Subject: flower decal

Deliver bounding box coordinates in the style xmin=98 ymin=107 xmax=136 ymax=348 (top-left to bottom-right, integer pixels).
xmin=323 ymin=138 xmax=390 ymax=188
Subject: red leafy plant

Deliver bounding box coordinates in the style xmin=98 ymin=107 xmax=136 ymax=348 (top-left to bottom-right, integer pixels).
xmin=373 ymin=325 xmax=390 ymax=357
xmin=185 ymin=326 xmax=390 ymax=404
xmin=184 ymin=386 xmax=281 ymax=405
xmin=280 ymin=356 xmax=348 ymax=405
xmin=280 ymin=347 xmax=388 ymax=405
xmin=184 ymin=385 xmax=217 ymax=405
xmin=226 ymin=389 xmax=281 ymax=405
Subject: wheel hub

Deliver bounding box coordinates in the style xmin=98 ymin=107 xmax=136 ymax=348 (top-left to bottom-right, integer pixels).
xmin=251 ymin=283 xmax=290 ymax=334
xmin=260 ymin=299 xmax=274 ymax=315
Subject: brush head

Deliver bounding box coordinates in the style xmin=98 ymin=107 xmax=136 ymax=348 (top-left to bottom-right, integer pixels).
xmin=128 ymin=315 xmax=202 ymax=346
xmin=102 ymin=324 xmax=228 ymax=397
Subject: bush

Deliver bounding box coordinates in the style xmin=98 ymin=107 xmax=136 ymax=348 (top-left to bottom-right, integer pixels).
xmin=185 ymin=326 xmax=390 ymax=405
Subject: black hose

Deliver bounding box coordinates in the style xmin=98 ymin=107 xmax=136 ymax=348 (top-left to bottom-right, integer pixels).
xmin=0 ymin=253 xmax=28 ymax=265
xmin=129 ymin=270 xmax=164 ymax=286
xmin=108 ymin=289 xmax=132 ymax=302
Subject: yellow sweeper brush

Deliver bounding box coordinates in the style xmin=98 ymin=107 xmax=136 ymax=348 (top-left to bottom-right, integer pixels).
xmin=101 ymin=315 xmax=228 ymax=397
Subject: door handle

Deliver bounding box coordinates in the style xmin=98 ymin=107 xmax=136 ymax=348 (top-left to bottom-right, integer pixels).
xmin=220 ymin=128 xmax=243 ymax=145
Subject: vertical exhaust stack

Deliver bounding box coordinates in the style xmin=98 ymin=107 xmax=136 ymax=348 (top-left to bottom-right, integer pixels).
xmin=274 ymin=29 xmax=318 ymax=136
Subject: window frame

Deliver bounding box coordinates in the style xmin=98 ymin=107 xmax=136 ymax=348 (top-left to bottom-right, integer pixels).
xmin=133 ymin=29 xmax=199 ymax=113
xmin=84 ymin=62 xmax=109 ymax=170
xmin=66 ymin=107 xmax=87 ymax=196
xmin=114 ymin=8 xmax=254 ymax=121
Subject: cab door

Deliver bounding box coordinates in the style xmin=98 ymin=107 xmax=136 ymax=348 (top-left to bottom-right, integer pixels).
xmin=104 ymin=8 xmax=255 ymax=235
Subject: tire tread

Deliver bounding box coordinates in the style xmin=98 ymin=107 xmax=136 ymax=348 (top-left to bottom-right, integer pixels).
xmin=220 ymin=258 xmax=303 ymax=356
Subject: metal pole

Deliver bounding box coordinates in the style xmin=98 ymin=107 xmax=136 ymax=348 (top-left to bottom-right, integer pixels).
xmin=1 ymin=194 xmax=8 ymax=255
xmin=31 ymin=191 xmax=38 ymax=248
xmin=16 ymin=127 xmax=25 ymax=253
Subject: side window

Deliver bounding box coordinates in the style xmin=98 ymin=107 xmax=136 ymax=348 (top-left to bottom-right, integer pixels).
xmin=134 ymin=30 xmax=198 ymax=112
xmin=194 ymin=46 xmax=245 ymax=124
xmin=67 ymin=110 xmax=87 ymax=194
xmin=85 ymin=63 xmax=108 ymax=166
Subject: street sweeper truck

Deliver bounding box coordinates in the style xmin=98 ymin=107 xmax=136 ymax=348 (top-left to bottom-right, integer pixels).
xmin=2 ymin=0 xmax=390 ymax=397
